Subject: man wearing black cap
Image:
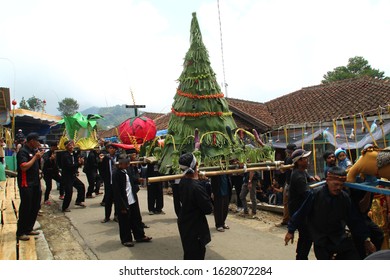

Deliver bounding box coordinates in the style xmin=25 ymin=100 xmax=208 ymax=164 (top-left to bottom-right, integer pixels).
xmin=16 ymin=132 xmax=45 ymax=241
xmin=287 ymin=148 xmax=320 ymax=259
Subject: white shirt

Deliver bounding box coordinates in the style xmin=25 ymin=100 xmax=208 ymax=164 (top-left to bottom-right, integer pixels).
xmin=123 ymin=170 xmax=136 ymax=206
xmin=109 ymin=156 xmax=116 ymax=184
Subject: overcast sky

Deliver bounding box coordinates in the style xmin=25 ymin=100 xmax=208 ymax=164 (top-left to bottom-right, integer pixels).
xmin=1 ymin=0 xmax=390 ymax=116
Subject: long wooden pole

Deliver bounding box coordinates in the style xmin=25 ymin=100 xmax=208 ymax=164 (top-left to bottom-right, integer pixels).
xmin=148 ymin=164 xmax=294 ymax=183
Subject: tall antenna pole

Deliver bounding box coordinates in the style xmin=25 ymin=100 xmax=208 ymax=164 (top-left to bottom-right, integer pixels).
xmin=217 ymin=0 xmax=228 ymax=97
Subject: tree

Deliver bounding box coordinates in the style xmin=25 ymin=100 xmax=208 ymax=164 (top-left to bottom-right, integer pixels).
xmin=27 ymin=95 xmax=45 ymax=111
xmin=18 ymin=97 xmax=29 ymax=110
xmin=18 ymin=96 xmax=45 ymax=111
xmin=322 ymin=56 xmax=389 ymax=83
xmin=158 ymin=12 xmax=237 ymax=173
xmin=57 ymin=97 xmax=79 ymax=116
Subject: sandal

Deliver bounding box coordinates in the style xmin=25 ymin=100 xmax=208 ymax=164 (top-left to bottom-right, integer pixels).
xmin=136 ymin=236 xmax=152 ymax=242
xmin=75 ymin=202 xmax=87 ymax=207
xmin=223 ymin=224 xmax=230 ymax=229
xmin=122 ymin=242 xmax=135 ymax=247
xmin=216 ymin=227 xmax=225 ymax=232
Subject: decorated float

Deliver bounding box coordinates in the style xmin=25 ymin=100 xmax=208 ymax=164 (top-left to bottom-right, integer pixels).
xmin=57 ymin=112 xmax=102 ymax=150
xmin=140 ymin=12 xmax=283 ymax=182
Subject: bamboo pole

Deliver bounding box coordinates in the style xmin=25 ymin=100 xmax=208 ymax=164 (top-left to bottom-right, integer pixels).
xmin=198 ymin=161 xmax=284 ymax=171
xmin=148 ymin=164 xmax=294 ymax=183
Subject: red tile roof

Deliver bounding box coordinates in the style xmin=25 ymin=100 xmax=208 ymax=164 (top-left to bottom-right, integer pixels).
xmin=153 ymin=113 xmax=171 ymax=131
xmin=266 ymin=77 xmax=390 ymax=126
xmin=226 ymin=98 xmax=276 ymax=130
xmin=141 ymin=112 xmax=165 ymax=120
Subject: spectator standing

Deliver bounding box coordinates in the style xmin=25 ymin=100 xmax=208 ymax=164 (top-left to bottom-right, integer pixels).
xmin=240 ymin=171 xmax=260 ymax=217
xmin=231 ymin=173 xmax=244 ymax=211
xmin=211 ymin=174 xmax=232 ymax=232
xmin=322 ymin=150 xmax=336 ymax=179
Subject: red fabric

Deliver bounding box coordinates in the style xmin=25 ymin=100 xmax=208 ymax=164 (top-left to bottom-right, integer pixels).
xmin=111 ymin=143 xmax=136 ymax=150
xmin=20 ymin=162 xmax=28 ymax=187
xmin=118 ymin=117 xmax=156 ymax=144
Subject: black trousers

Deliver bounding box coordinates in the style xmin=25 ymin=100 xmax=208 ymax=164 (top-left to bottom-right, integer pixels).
xmin=314 ymin=237 xmax=360 ymax=260
xmin=86 ymin=171 xmax=102 ymax=196
xmin=296 ymin=222 xmax=313 ymax=260
xmin=183 ymin=239 xmax=206 ymax=260
xmin=117 ymin=202 xmax=145 ymax=244
xmin=213 ymin=195 xmax=229 ymax=228
xmin=43 ymin=173 xmax=62 ymax=201
xmin=172 ymin=183 xmax=181 ymax=217
xmin=102 ymin=182 xmax=117 ymax=219
xmin=62 ymin=176 xmax=85 ymax=210
xmin=353 ymin=217 xmax=384 ymax=259
xmin=147 ymin=182 xmax=163 ymax=212
xmin=17 ymin=185 xmax=41 ymax=236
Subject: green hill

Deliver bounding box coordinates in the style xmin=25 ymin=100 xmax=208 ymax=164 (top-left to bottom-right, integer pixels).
xmin=81 ymin=105 xmax=138 ymax=130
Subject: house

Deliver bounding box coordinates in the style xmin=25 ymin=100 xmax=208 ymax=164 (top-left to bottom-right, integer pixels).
xmin=229 ymin=77 xmax=390 ymax=177
xmin=155 ymin=77 xmax=390 ymax=177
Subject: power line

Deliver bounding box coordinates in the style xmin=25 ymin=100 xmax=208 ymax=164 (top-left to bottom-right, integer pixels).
xmin=217 ymin=0 xmax=228 ymax=97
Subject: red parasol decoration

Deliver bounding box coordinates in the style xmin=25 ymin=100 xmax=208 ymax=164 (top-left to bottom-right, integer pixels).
xmin=118 ymin=116 xmax=157 ymax=144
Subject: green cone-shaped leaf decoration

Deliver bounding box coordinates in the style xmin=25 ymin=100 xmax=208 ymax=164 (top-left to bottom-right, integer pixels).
xmin=159 ymin=12 xmax=237 ymax=174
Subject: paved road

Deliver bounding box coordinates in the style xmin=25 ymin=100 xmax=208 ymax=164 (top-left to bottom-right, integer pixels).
xmin=50 ymin=174 xmax=315 ymax=260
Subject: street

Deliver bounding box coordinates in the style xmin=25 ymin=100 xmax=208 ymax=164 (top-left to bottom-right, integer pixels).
xmin=43 ymin=174 xmax=315 ymax=260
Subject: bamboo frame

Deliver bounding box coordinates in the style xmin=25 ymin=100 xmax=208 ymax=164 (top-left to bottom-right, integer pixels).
xmin=147 ymin=163 xmax=294 ymax=183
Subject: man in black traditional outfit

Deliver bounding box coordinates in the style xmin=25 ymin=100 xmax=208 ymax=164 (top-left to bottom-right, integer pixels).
xmin=177 ymin=153 xmax=213 ymax=260
xmin=112 ymin=154 xmax=151 ymax=247
xmin=285 ymin=166 xmax=375 ymax=260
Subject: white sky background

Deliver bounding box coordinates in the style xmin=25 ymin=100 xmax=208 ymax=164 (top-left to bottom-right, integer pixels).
xmin=0 ymin=0 xmax=390 ymax=116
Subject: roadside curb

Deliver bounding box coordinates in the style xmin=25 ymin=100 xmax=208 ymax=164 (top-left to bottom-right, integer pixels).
xmin=33 ymin=221 xmax=54 ymax=260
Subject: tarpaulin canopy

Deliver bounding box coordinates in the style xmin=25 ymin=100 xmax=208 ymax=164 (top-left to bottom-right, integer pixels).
xmin=269 ymin=122 xmax=390 ymax=150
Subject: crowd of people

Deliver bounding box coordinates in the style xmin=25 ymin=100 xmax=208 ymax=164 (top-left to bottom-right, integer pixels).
xmin=15 ymin=135 xmax=153 ymax=246
xmin=12 ymin=131 xmax=390 ymax=260
xmin=283 ymin=147 xmax=388 ymax=260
